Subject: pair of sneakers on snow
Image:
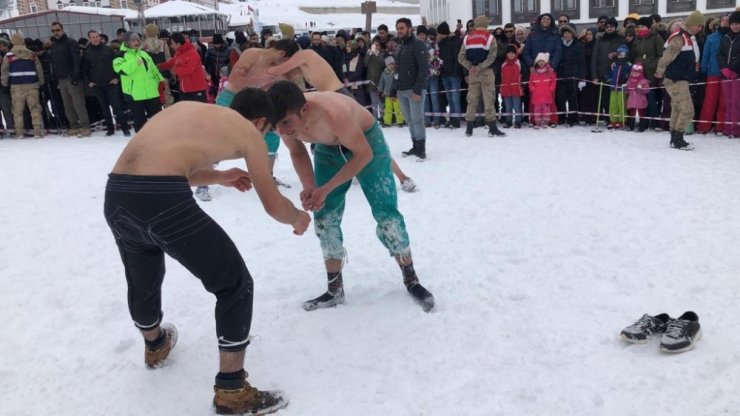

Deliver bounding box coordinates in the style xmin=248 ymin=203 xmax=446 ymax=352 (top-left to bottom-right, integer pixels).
xmin=620 ymin=311 xmax=701 ymax=353
xmin=145 ymin=324 xmax=287 ymax=415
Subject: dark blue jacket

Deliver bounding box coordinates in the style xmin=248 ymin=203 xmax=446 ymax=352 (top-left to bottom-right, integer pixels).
xmin=521 ymin=14 xmax=563 ymax=70
xmin=701 ymin=29 xmax=724 ymax=77
xmin=557 ymin=39 xmax=586 ymax=79
xmin=395 ymin=34 xmax=429 ymax=95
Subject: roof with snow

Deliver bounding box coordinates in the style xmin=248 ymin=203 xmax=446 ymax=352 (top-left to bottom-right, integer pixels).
xmin=143 ymin=0 xmax=228 ymax=18
xmin=63 ymin=5 xmax=139 ymax=19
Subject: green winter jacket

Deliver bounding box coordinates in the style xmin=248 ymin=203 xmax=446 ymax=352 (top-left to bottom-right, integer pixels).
xmin=113 ymin=44 xmax=164 ymax=101
xmin=629 ymin=30 xmax=664 ymax=82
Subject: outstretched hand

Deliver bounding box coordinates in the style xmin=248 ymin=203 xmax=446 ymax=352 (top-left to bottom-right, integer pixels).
xmin=300 ymin=187 xmax=327 ymax=212
xmin=218 ymin=168 xmax=252 ymax=192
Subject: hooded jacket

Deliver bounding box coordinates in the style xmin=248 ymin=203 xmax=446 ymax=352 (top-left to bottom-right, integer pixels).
xmin=629 ymin=29 xmax=663 ymax=81
xmin=113 ymin=44 xmax=164 ymax=101
xmin=500 ymin=54 xmax=525 ymax=97
xmin=701 ymin=28 xmax=726 ymax=77
xmin=437 ymin=34 xmax=463 ymax=77
xmin=158 ymin=41 xmax=208 ymax=93
xmin=529 ymin=64 xmax=556 ymax=104
xmin=521 ymin=14 xmax=563 ymax=69
xmin=625 ymin=67 xmax=650 ymax=109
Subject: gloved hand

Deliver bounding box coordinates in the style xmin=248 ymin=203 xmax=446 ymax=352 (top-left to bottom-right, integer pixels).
xmin=158 ymin=81 xmax=166 ymax=104
xmin=721 ymin=68 xmax=737 ymax=80
xmin=578 ymin=81 xmax=586 ymax=91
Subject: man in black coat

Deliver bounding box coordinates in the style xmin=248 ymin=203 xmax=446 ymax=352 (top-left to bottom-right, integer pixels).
xmin=437 ymin=21 xmax=464 ymax=128
xmin=310 ymin=32 xmax=342 ymax=81
xmin=83 ymin=30 xmax=130 ymax=136
xmin=555 ymin=25 xmax=587 ymax=126
xmin=50 ymin=21 xmax=90 ymax=137
xmin=394 ymin=17 xmax=429 ymax=160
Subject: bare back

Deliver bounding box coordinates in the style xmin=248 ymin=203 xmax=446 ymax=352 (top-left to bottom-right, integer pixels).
xmin=227 ymin=48 xmax=282 ymax=90
xmin=296 ymin=92 xmax=375 ymax=145
xmin=111 ymin=102 xmax=263 ymax=177
xmin=293 ymin=50 xmax=344 ymax=91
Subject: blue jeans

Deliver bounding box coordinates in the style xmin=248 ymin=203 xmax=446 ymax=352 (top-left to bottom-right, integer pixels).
xmin=442 ymin=76 xmax=462 ymax=121
xmin=503 ymin=96 xmax=522 ymax=125
xmin=398 ymin=89 xmax=426 ymax=141
xmin=425 ymin=76 xmax=441 ymax=124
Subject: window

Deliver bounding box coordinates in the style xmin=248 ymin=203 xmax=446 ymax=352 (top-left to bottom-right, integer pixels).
xmin=83 ymin=1 xmax=90 ymax=5
xmin=512 ymin=0 xmax=538 ymax=24
xmin=30 ymin=1 xmax=38 ymax=12
xmin=120 ymin=0 xmax=128 ymax=7
xmin=591 ymin=0 xmax=614 ymax=7
xmin=706 ymin=0 xmax=733 ymax=9
xmin=95 ymin=1 xmax=101 ymax=6
xmin=629 ymin=0 xmax=655 ymax=14
xmin=552 ymin=0 xmax=579 ymax=20
xmin=472 ymin=0 xmax=502 ymax=25
xmin=666 ymin=0 xmax=695 ymax=13
xmin=589 ymin=0 xmax=617 ymax=21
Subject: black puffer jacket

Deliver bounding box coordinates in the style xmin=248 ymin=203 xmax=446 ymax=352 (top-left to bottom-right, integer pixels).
xmin=591 ymin=31 xmax=625 ymax=81
xmin=558 ymin=39 xmax=587 ymax=79
xmin=719 ymin=30 xmax=740 ymax=74
xmin=83 ymin=43 xmax=120 ymax=85
xmin=438 ymin=34 xmax=463 ymax=77
xmin=50 ymin=34 xmax=81 ymax=81
xmin=395 ymin=34 xmax=429 ymax=95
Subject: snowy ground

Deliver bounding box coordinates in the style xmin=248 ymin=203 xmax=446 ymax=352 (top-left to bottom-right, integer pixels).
xmin=2 ymin=125 xmax=740 ymax=415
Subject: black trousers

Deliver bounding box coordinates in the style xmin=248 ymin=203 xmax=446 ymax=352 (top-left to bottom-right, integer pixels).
xmin=94 ymin=84 xmax=130 ymax=132
xmin=179 ymin=90 xmax=207 ymax=102
xmin=104 ymin=174 xmax=253 ymax=352
xmin=125 ymin=96 xmax=161 ymax=132
xmin=556 ymin=78 xmax=580 ymax=125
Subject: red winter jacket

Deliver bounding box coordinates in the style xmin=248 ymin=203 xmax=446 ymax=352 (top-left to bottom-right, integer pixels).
xmin=158 ymin=41 xmax=208 ymax=93
xmin=500 ymin=57 xmax=523 ymax=97
xmin=528 ymin=64 xmax=556 ymax=105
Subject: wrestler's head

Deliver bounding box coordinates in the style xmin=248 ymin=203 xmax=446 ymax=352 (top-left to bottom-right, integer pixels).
xmin=229 ymin=88 xmax=277 ymax=134
xmin=271 ymin=38 xmax=299 ymax=64
xmin=267 ymin=81 xmax=307 ymax=137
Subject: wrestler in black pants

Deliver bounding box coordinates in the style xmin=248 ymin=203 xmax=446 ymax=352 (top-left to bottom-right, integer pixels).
xmin=104 ymin=174 xmax=253 ymax=352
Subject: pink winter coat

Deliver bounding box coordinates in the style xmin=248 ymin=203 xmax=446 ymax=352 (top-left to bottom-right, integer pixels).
xmin=625 ymin=75 xmax=650 ymax=110
xmin=528 ymin=65 xmax=556 ymax=105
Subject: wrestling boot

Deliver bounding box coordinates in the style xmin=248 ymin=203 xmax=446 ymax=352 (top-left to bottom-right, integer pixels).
xmin=214 ymin=370 xmax=288 ymax=415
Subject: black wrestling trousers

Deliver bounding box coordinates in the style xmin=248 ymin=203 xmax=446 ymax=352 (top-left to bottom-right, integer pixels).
xmin=104 ymin=174 xmax=253 ymax=352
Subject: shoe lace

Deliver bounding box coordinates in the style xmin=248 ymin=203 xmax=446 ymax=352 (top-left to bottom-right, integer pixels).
xmin=664 ymin=320 xmax=687 ymax=339
xmin=626 ymin=314 xmax=653 ymax=332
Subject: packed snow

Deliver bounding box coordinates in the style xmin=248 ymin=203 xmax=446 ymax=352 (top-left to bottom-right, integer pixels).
xmin=2 ymin=125 xmax=740 ymax=415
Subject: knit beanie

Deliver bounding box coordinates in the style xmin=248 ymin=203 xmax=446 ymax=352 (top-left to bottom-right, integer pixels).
xmin=730 ymin=11 xmax=740 ymax=25
xmin=606 ymin=17 xmax=618 ymax=28
xmin=10 ymin=33 xmax=24 ymax=47
xmin=437 ymin=21 xmax=451 ymax=36
xmin=685 ymin=10 xmax=705 ymax=27
xmin=535 ymin=52 xmax=549 ymax=63
xmin=212 ymin=34 xmax=224 ymax=45
xmin=559 ymin=24 xmax=576 ymax=35
xmin=637 ymin=17 xmax=652 ymax=27
xmin=416 ymin=25 xmax=427 ymax=36
xmin=474 ymin=15 xmax=489 ymax=29
xmin=617 ymin=44 xmax=629 ymax=56
xmin=122 ymin=32 xmax=140 ymax=47
xmin=144 ymin=23 xmax=158 ymax=39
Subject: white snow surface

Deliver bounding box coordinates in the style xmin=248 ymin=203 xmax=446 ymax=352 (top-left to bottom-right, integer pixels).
xmin=2 ymin=126 xmax=740 ymax=415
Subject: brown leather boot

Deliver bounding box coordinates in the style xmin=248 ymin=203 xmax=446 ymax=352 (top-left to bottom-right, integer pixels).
xmin=144 ymin=323 xmax=177 ymax=369
xmin=213 ymin=372 xmax=288 ymax=415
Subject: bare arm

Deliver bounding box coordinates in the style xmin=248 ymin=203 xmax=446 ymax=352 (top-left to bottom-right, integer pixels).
xmin=267 ymin=52 xmax=308 ymax=77
xmin=282 ymin=132 xmax=316 ymax=190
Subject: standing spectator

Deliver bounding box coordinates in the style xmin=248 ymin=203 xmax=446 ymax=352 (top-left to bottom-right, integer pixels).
xmin=697 ymin=14 xmax=729 ymax=135
xmin=310 ymin=32 xmax=342 ymax=80
xmin=521 ymin=13 xmax=562 ymax=126
xmin=578 ymin=29 xmax=597 ymax=125
xmin=364 ymin=39 xmax=386 ymax=121
xmin=83 ymin=30 xmax=130 ymax=137
xmin=342 ymin=38 xmax=368 ymax=106
xmin=50 ymin=21 xmax=90 ymax=137
xmin=655 ymin=11 xmax=705 ymax=149
xmin=718 ymin=11 xmax=740 ymax=138
xmin=378 ymin=55 xmax=404 ymax=126
xmin=373 ymin=24 xmax=398 ymax=55
xmin=36 ymin=39 xmax=67 ymax=132
xmin=515 ymin=26 xmax=528 ymax=47
xmin=141 ymin=24 xmax=173 ymax=107
xmin=625 ymin=62 xmax=651 ymax=131
xmin=594 ymin=16 xmax=608 ymax=38
xmin=529 ymin=53 xmax=557 ymax=128
xmin=607 ymin=44 xmax=631 ymax=129
xmin=228 ymin=31 xmax=247 ymax=72
xmin=0 ymin=33 xmax=44 ymax=138
xmin=500 ymin=44 xmax=525 ymax=128
xmin=113 ymin=32 xmax=164 ymax=132
xmin=157 ymin=32 xmax=208 ymax=103
xmin=205 ymin=34 xmax=231 ymax=100
xmin=0 ymin=38 xmax=14 ymax=135
xmin=651 ymin=14 xmax=670 ymax=41
xmin=631 ymin=16 xmax=664 ymax=131
xmin=591 ymin=18 xmax=625 ymax=125
xmin=437 ymin=21 xmax=464 ymax=128
xmin=557 ymin=14 xmax=575 ymax=31
xmin=458 ymin=15 xmax=505 ymax=137
xmin=189 ymin=30 xmax=207 ymax=62
xmin=556 ymin=25 xmax=586 ymax=126
xmin=394 ymin=17 xmax=429 ymax=159
xmin=424 ymin=27 xmax=444 ymax=128
xmin=503 ymin=23 xmax=517 ymax=45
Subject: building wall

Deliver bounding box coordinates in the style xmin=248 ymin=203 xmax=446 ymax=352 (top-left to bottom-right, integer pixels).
xmin=421 ymin=0 xmax=737 ymax=27
xmin=18 ymin=0 xmax=50 ymax=15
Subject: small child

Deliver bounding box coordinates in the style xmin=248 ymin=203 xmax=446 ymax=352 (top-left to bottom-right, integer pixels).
xmin=607 ymin=44 xmax=632 ymax=129
xmin=501 ymin=44 xmax=525 ymax=128
xmin=625 ymin=62 xmax=650 ymax=132
xmin=217 ymin=66 xmax=229 ymax=96
xmin=528 ymin=52 xmax=557 ymax=129
xmin=378 ymin=56 xmax=405 ymax=127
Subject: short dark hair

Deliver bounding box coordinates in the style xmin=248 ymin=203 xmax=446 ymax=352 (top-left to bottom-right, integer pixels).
xmin=230 ymin=88 xmax=278 ymax=127
xmin=650 ymin=14 xmax=661 ymax=23
xmin=100 ymin=34 xmax=109 ymax=42
xmin=170 ymin=32 xmax=185 ymax=45
xmin=116 ymin=28 xmax=126 ymax=35
xmin=396 ymin=18 xmax=412 ymax=28
xmin=87 ymin=29 xmax=98 ymax=37
xmin=189 ymin=29 xmax=200 ymax=36
xmin=267 ymin=81 xmax=306 ymax=123
xmin=51 ymin=21 xmax=63 ymax=28
xmin=271 ymin=38 xmax=299 ymax=57
xmin=378 ymin=24 xmax=388 ymax=32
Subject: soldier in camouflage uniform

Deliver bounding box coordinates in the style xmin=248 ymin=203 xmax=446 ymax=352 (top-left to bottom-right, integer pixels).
xmin=0 ymin=33 xmax=45 ymax=138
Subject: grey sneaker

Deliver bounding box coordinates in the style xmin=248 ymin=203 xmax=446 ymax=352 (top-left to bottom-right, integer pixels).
xmin=660 ymin=311 xmax=702 ymax=353
xmin=620 ymin=313 xmax=671 ymax=344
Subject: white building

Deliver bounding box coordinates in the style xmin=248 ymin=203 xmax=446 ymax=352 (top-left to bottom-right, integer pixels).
xmin=420 ymin=0 xmax=737 ymax=27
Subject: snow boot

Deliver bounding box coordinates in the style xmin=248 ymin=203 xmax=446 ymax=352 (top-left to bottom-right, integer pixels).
xmin=465 ymin=122 xmax=474 ymax=137
xmin=488 ymin=120 xmax=506 ymax=136
xmin=415 ymin=140 xmax=426 ymax=160
xmin=145 ymin=323 xmax=178 ymax=368
xmin=660 ymin=311 xmax=702 ymax=353
xmin=620 ymin=313 xmax=670 ymax=344
xmin=401 ymin=264 xmax=434 ymax=312
xmin=401 ymin=140 xmax=417 ymax=157
xmin=672 ymin=131 xmax=693 ymax=150
xmin=213 ymin=370 xmax=288 ymax=415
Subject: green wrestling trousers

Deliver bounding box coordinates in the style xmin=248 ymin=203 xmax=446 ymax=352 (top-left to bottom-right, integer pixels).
xmin=216 ymin=89 xmax=280 ymax=154
xmin=313 ymin=122 xmax=411 ymax=260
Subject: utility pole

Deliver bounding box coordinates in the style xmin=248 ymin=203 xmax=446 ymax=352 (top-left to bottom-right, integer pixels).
xmin=360 ymin=1 xmax=376 ymax=32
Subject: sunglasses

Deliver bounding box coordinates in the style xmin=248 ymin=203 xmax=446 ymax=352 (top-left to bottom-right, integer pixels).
xmin=558 ymin=20 xmax=568 ymax=23
xmin=504 ymin=30 xmax=514 ymax=33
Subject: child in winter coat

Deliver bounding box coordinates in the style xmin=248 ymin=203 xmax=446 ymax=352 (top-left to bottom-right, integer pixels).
xmin=625 ymin=62 xmax=651 ymax=131
xmin=528 ymin=52 xmax=557 ymax=129
xmin=500 ymin=44 xmax=525 ymax=128
xmin=607 ymin=44 xmax=632 ymax=129
xmin=378 ymin=56 xmax=405 ymax=127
